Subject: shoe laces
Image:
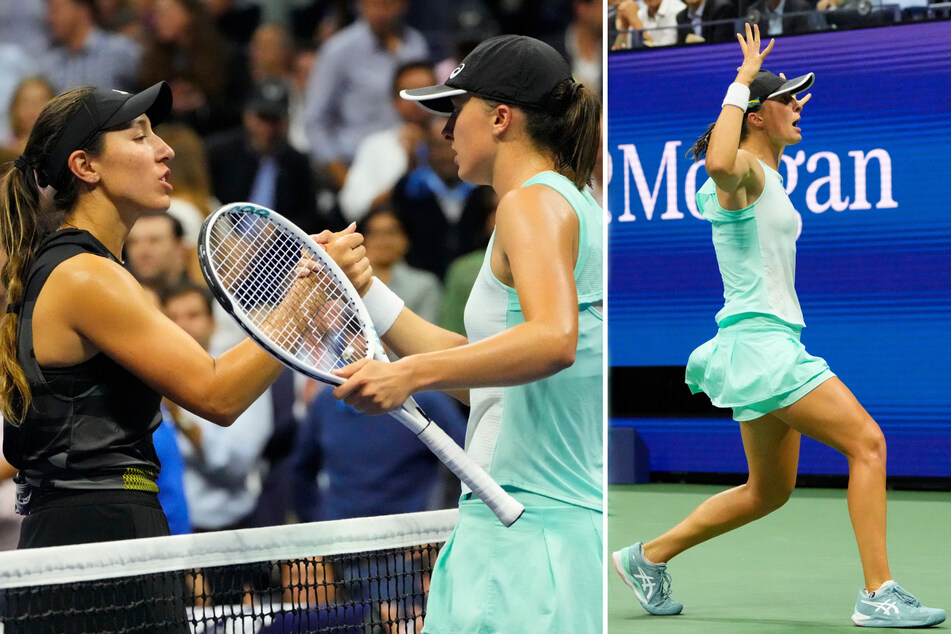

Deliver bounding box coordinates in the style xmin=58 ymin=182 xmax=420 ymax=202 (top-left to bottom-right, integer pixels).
xmin=658 ymin=569 xmax=675 ymax=600
xmin=888 ymin=586 xmax=921 ymax=607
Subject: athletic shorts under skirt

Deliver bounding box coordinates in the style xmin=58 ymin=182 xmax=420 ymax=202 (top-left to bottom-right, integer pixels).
xmin=685 ymin=314 xmax=836 ymax=422
xmin=422 ymin=489 xmax=602 ymax=634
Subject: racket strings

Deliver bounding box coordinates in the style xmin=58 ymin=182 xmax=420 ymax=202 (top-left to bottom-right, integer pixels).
xmin=207 ymin=213 xmax=368 ymax=372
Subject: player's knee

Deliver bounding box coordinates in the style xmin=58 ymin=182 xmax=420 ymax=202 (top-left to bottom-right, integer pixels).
xmin=748 ymin=480 xmax=794 ymax=513
xmin=848 ymin=420 xmax=887 ymax=467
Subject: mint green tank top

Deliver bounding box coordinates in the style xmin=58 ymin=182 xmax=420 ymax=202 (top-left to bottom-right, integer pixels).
xmin=696 ymin=160 xmax=805 ymax=327
xmin=463 ymin=171 xmax=603 ymax=511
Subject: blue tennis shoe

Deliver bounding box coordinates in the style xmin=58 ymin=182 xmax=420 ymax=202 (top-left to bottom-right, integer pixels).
xmin=611 ymin=542 xmax=683 ymax=616
xmin=852 ymin=581 xmax=946 ymax=628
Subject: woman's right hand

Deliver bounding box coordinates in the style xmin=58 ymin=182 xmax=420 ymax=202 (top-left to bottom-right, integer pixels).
xmin=735 ymin=23 xmax=774 ymax=86
xmin=313 ymin=225 xmax=373 ymax=296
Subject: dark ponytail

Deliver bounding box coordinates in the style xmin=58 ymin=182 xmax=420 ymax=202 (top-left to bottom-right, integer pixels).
xmin=687 ymin=103 xmax=761 ymax=161
xmin=521 ymin=79 xmax=602 ymax=190
xmin=687 ymin=122 xmax=717 ymax=161
xmin=0 ymin=87 xmax=106 ymax=424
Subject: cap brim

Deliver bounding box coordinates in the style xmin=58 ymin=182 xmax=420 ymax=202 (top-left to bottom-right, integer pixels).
xmin=400 ymin=84 xmax=468 ymax=116
xmin=103 ymin=81 xmax=173 ymax=129
xmin=767 ymin=73 xmax=815 ymax=100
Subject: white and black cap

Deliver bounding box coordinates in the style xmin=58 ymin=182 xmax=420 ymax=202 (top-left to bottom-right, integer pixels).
xmin=40 ymin=81 xmax=172 ymax=190
xmin=748 ymin=70 xmax=815 ymax=108
xmin=400 ymin=34 xmax=573 ymax=116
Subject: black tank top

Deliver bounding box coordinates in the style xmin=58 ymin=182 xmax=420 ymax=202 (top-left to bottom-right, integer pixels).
xmin=3 ymin=229 xmax=162 ymax=492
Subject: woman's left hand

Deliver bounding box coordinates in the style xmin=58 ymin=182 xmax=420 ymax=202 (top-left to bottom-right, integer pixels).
xmin=331 ymin=358 xmax=415 ymax=415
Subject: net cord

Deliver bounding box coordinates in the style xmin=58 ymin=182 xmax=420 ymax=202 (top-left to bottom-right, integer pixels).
xmin=0 ymin=509 xmax=457 ymax=590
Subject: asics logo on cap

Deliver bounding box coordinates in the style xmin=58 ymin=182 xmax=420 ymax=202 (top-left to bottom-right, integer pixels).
xmin=449 ymin=63 xmax=465 ymax=79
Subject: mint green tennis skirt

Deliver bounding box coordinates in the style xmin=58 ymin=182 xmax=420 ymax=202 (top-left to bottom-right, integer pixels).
xmin=685 ymin=314 xmax=835 ymax=422
xmin=422 ymin=489 xmax=602 ymax=634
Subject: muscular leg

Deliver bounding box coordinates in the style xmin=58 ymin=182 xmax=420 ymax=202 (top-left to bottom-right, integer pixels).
xmin=770 ymin=377 xmax=890 ymax=591
xmin=643 ymin=413 xmax=801 ymax=564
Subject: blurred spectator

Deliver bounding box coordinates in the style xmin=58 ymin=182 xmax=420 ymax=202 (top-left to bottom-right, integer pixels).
xmin=162 ymin=283 xmax=274 ymax=532
xmin=94 ymin=0 xmax=144 ymax=36
xmin=564 ymin=0 xmax=603 ymax=95
xmin=439 ymin=187 xmax=498 ymax=337
xmin=205 ymin=0 xmax=262 ymax=44
xmin=303 ymin=0 xmax=429 ymax=189
xmin=125 ymin=211 xmax=190 ymax=290
xmin=288 ymin=40 xmax=318 ymax=154
xmin=288 ymin=0 xmax=355 ymax=48
xmin=38 ymin=0 xmax=143 ymax=92
xmin=359 ymin=201 xmax=444 ymax=325
xmin=432 ymin=2 xmax=499 ymax=80
xmin=640 ymin=0 xmax=688 ymax=46
xmin=3 ymin=76 xmax=54 ymax=155
xmin=610 ymin=0 xmax=646 ymax=49
xmin=152 ymin=407 xmax=192 ymax=535
xmin=391 ymin=120 xmax=488 ymax=279
xmin=748 ymin=0 xmax=813 ymax=35
xmin=291 ymin=388 xmax=466 ymax=522
xmin=481 ymin=0 xmax=574 ymax=48
xmin=248 ymin=23 xmax=295 ymax=83
xmin=249 ymin=368 xmax=301 ymax=527
xmin=0 ymin=46 xmax=35 ymax=148
xmin=0 ymin=0 xmax=48 ymax=58
xmin=677 ymin=0 xmax=738 ymax=44
xmin=205 ymin=78 xmax=321 ymax=233
xmin=139 ymin=0 xmax=244 ymax=135
xmin=138 ymin=282 xmax=192 ymax=536
xmin=338 ymin=61 xmax=436 ymax=223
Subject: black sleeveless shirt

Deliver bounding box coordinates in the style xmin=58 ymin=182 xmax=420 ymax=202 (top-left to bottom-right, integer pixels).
xmin=3 ymin=229 xmax=162 ymax=492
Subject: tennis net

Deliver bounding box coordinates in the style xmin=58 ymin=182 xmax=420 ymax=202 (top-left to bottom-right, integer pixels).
xmin=0 ymin=508 xmax=457 ymax=633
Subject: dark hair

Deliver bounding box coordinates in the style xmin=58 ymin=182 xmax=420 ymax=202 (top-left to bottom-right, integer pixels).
xmin=161 ymin=280 xmax=214 ymax=316
xmin=391 ymin=60 xmax=435 ymax=98
xmin=491 ymin=78 xmax=601 ymax=190
xmin=0 ymin=87 xmax=108 ymax=424
xmin=138 ymin=211 xmax=185 ymax=241
xmin=357 ymin=199 xmax=407 ymax=236
xmin=687 ymin=103 xmax=762 ymax=161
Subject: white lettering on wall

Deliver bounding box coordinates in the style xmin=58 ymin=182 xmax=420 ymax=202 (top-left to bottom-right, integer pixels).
xmin=617 ymin=142 xmax=682 ymax=222
xmin=610 ymin=143 xmax=897 ymax=221
xmin=806 ymin=151 xmax=850 ymax=212
xmin=848 ymin=149 xmax=898 ymax=210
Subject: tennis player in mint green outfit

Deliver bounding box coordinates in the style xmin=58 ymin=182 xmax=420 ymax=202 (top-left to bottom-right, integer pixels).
xmin=331 ymin=35 xmax=603 ymax=633
xmin=612 ymin=24 xmax=945 ymax=629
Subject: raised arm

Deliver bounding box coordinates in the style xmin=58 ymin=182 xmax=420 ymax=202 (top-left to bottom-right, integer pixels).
xmin=704 ymin=23 xmax=773 ymax=195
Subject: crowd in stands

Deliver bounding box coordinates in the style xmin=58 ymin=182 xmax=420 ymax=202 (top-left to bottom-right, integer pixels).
xmin=608 ymin=0 xmax=940 ymax=48
xmin=0 ymin=0 xmax=603 ymax=546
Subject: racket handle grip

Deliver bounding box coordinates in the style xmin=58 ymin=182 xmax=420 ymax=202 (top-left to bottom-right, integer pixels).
xmin=406 ymin=413 xmax=525 ymax=527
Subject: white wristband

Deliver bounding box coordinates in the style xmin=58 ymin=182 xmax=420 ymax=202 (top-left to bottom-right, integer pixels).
xmin=721 ymin=82 xmax=751 ymax=112
xmin=362 ymin=276 xmax=404 ymax=336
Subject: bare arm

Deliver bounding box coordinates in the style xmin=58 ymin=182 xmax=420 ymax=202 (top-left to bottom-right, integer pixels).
xmin=43 ymin=256 xmax=282 ymax=426
xmin=35 ymin=234 xmax=369 ymax=427
xmin=704 ymin=24 xmax=773 ymax=197
xmin=332 ymin=185 xmax=579 ymax=415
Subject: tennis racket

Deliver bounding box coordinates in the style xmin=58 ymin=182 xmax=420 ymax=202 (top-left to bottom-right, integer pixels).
xmin=198 ymin=202 xmax=524 ymax=527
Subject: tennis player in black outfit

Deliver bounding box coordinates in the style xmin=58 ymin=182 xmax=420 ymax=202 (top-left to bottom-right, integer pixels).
xmin=0 ymin=82 xmax=369 ymax=548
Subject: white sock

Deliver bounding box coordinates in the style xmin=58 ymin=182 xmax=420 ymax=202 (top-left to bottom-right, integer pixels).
xmin=868 ymin=580 xmax=896 ymax=596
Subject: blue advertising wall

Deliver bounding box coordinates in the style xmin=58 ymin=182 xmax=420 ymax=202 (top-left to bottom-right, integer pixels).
xmin=607 ymin=22 xmax=951 ymax=476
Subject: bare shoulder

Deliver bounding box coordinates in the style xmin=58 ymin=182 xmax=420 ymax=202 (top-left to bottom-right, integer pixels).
xmin=49 ymin=253 xmax=140 ymax=295
xmin=45 ymin=253 xmax=151 ymax=316
xmin=496 ymin=184 xmax=576 ymax=230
